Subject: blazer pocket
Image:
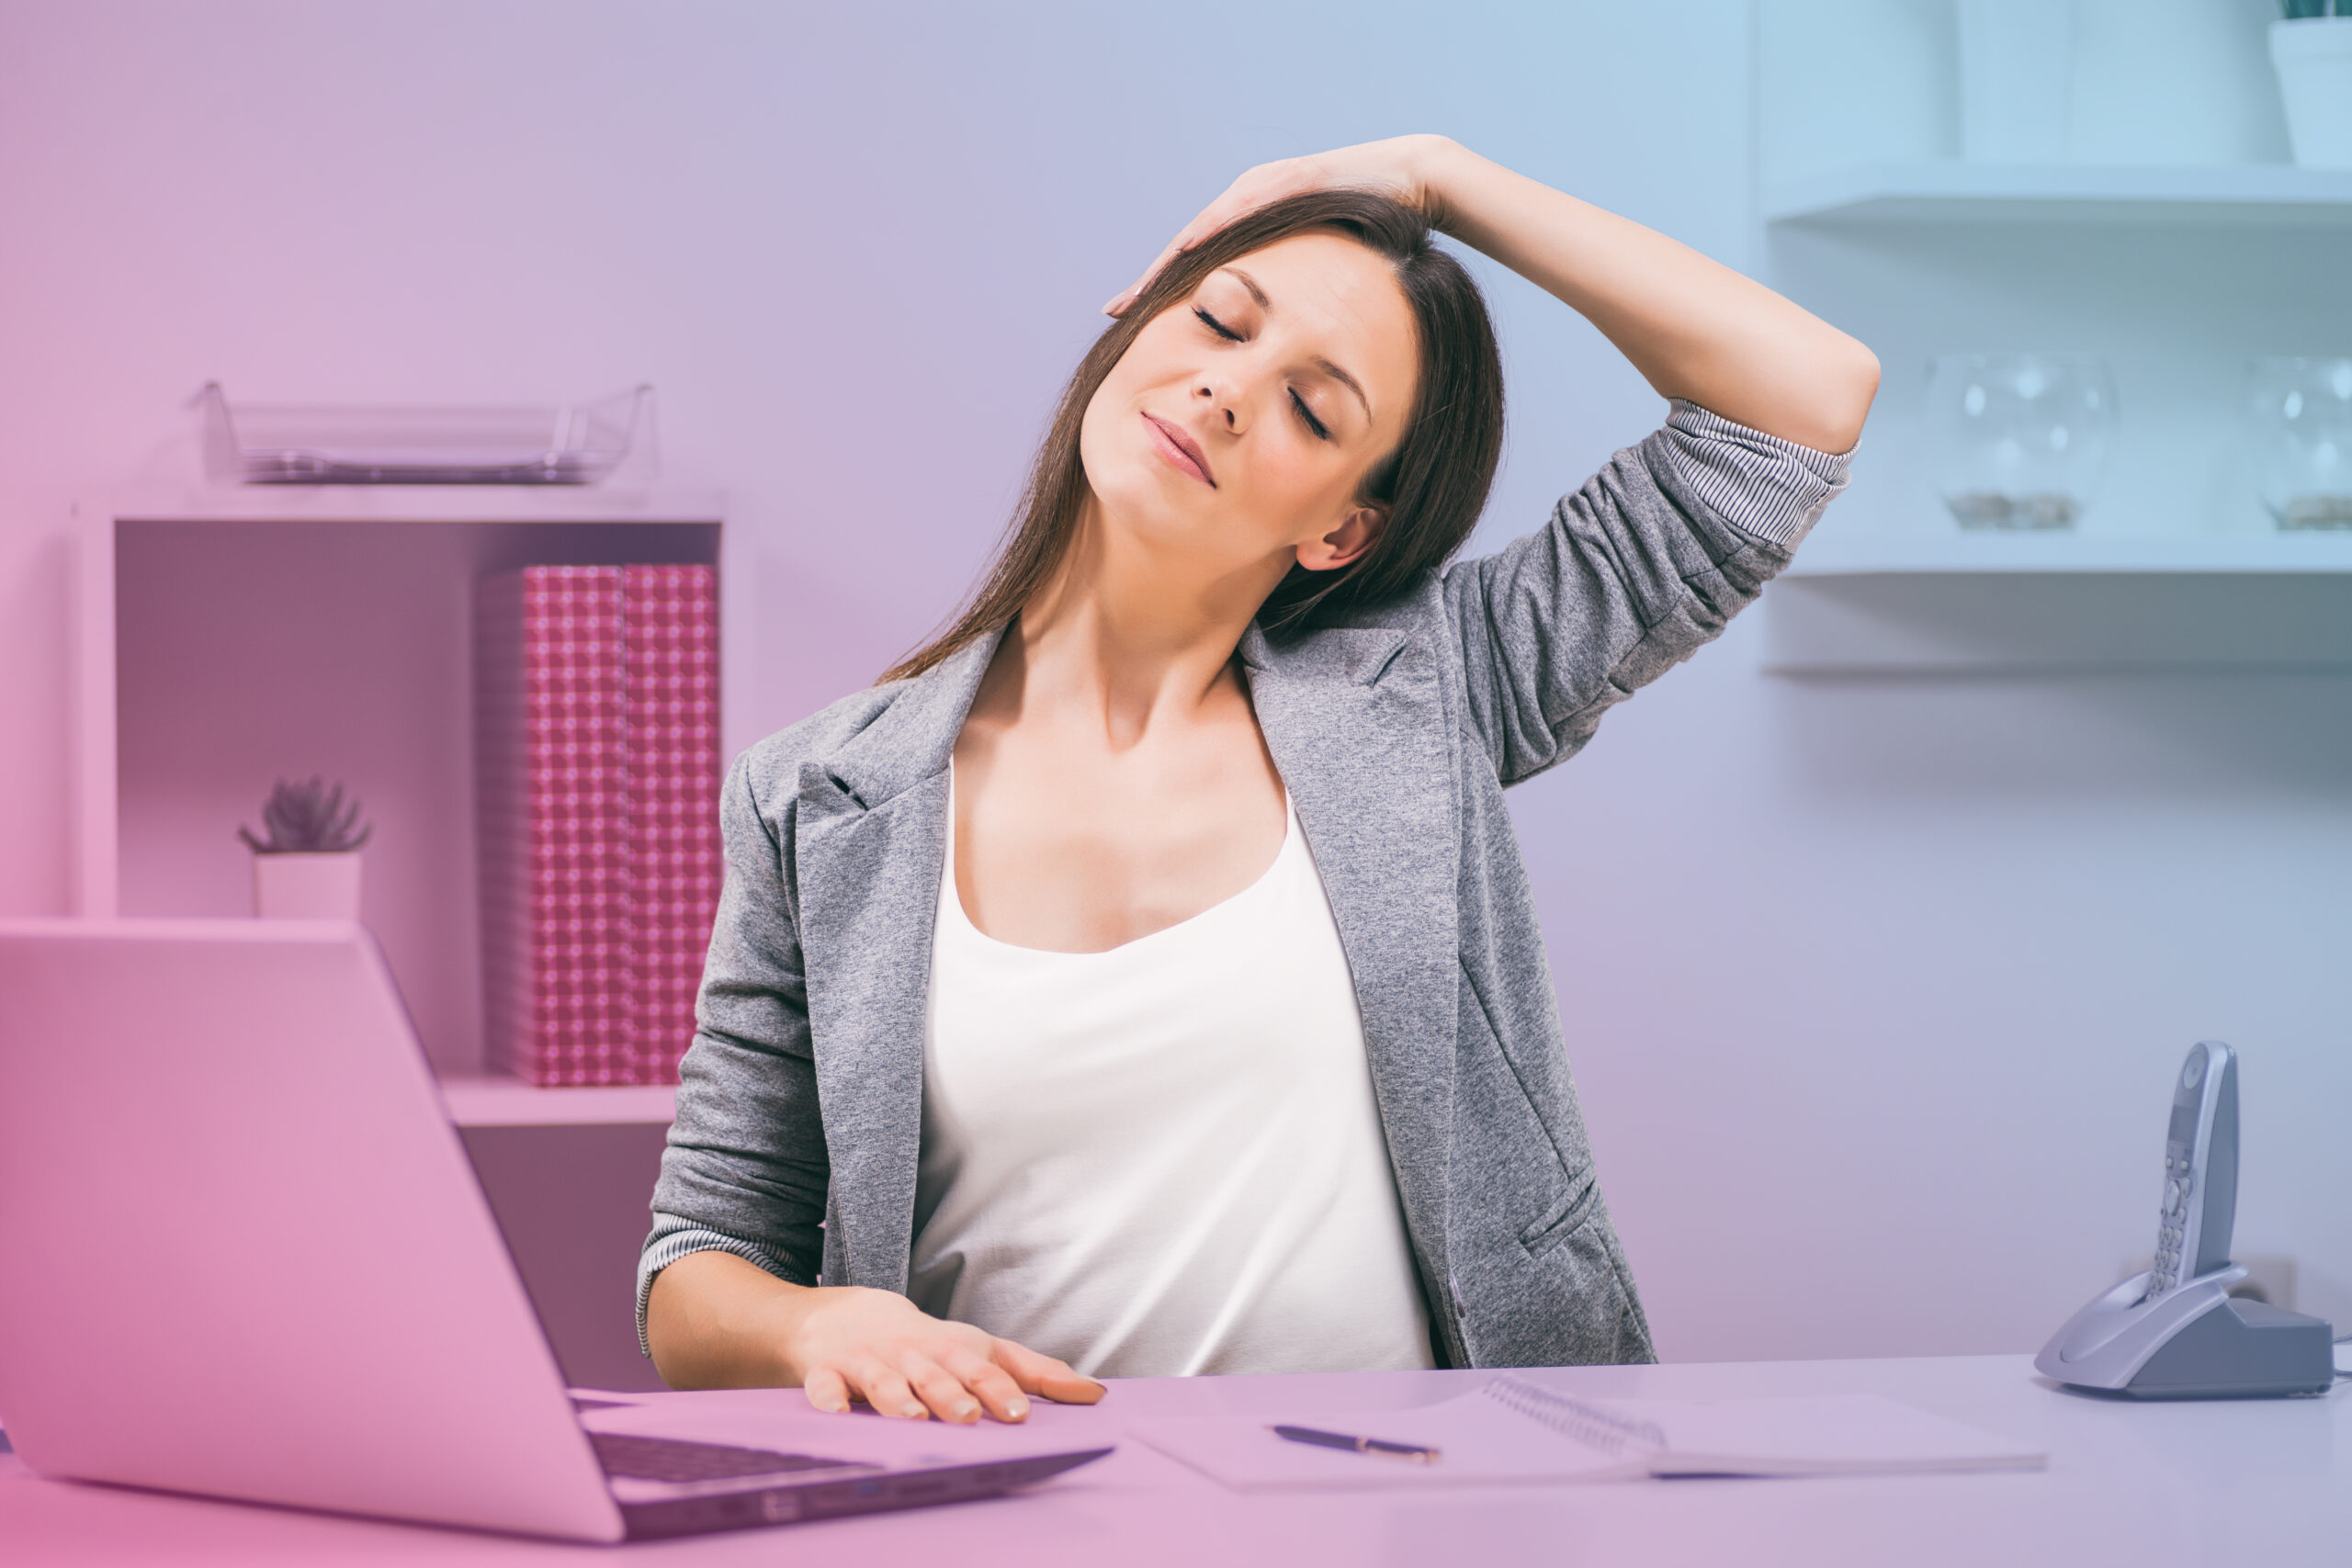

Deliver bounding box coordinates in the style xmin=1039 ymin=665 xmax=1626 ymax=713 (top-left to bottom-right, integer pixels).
xmin=1518 ymin=1167 xmax=1599 ymax=1258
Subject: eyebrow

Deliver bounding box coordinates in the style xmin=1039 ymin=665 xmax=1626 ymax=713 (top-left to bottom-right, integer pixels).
xmin=1223 ymin=266 xmax=1375 ymax=423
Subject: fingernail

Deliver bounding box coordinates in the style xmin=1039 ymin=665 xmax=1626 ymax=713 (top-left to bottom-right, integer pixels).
xmin=903 ymin=1402 xmax=928 ymax=1418
xmin=1007 ymin=1397 xmax=1029 ymax=1419
xmin=956 ymin=1403 xmax=980 ymax=1422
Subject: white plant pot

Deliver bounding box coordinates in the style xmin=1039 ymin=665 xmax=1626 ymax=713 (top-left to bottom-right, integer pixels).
xmin=1957 ymin=0 xmax=2075 ymax=164
xmin=2272 ymin=18 xmax=2352 ymax=171
xmin=253 ymin=852 xmax=364 ymax=920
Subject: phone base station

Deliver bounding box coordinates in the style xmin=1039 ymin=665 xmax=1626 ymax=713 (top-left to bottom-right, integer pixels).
xmin=2036 ymin=1266 xmax=2335 ymax=1400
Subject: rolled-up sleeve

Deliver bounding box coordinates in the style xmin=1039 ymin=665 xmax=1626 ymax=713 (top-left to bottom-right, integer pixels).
xmin=1442 ymin=399 xmax=1849 ymax=786
xmin=636 ymin=750 xmax=831 ymax=1356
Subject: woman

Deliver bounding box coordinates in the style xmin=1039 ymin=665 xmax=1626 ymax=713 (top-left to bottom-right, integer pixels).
xmin=640 ymin=136 xmax=1877 ymax=1424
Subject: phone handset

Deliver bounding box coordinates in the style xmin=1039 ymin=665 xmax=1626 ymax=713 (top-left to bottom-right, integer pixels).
xmin=2146 ymin=1040 xmax=2236 ymax=1300
xmin=2037 ymin=1038 xmax=2331 ymax=1399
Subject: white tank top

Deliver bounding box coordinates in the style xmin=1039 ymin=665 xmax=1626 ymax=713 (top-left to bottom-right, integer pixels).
xmin=910 ymin=777 xmax=1436 ymax=1378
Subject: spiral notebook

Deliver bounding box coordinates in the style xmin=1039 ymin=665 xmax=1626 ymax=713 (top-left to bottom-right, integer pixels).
xmin=1131 ymin=1376 xmax=2043 ymax=1491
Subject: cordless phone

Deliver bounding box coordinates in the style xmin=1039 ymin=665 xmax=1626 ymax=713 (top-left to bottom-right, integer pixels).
xmin=2146 ymin=1041 xmax=2236 ymax=1300
xmin=2036 ymin=1040 xmax=2334 ymax=1399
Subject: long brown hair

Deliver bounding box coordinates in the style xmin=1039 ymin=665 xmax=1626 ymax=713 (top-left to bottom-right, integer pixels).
xmin=881 ymin=189 xmax=1504 ymax=684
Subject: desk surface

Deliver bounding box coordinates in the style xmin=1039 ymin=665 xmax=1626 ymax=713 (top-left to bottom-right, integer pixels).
xmin=6 ymin=1353 xmax=2347 ymax=1566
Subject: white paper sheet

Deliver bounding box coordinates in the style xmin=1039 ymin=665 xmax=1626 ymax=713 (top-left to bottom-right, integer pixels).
xmin=1128 ymin=1380 xmax=2043 ymax=1491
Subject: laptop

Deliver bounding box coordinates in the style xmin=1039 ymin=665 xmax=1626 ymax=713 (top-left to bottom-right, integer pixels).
xmin=0 ymin=919 xmax=1110 ymax=1541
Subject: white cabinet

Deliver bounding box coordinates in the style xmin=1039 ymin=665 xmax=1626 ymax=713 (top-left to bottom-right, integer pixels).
xmin=73 ymin=482 xmax=721 ymax=1106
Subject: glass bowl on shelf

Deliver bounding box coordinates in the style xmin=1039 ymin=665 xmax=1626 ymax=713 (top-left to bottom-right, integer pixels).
xmin=2245 ymin=357 xmax=2352 ymax=531
xmin=1926 ymin=354 xmax=2117 ymax=530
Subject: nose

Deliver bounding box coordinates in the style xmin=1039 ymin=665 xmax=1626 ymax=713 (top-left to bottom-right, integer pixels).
xmin=1193 ymin=375 xmax=1246 ymax=435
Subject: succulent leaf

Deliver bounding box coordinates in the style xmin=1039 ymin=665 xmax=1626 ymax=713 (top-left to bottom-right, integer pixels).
xmin=237 ymin=776 xmax=373 ymax=854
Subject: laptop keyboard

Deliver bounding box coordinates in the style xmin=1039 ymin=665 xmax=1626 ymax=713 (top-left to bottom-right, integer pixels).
xmin=589 ymin=1431 xmax=862 ymax=1483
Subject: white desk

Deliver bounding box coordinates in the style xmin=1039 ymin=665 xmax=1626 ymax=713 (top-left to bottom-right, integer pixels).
xmin=5 ymin=1354 xmax=2346 ymax=1566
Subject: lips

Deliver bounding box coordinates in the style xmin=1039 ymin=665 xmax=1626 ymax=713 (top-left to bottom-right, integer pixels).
xmin=1142 ymin=412 xmax=1216 ymax=488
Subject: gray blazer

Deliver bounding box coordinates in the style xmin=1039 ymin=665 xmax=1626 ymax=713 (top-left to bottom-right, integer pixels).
xmin=641 ymin=400 xmax=1848 ymax=1370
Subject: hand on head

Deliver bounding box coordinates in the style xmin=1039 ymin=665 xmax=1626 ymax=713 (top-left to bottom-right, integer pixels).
xmin=1102 ymin=135 xmax=1451 ymax=318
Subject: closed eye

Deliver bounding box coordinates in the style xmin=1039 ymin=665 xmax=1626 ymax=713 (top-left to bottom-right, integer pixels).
xmin=1193 ymin=306 xmax=1241 ymax=342
xmin=1193 ymin=304 xmax=1329 ymax=439
xmin=1291 ymin=389 xmax=1330 ymax=441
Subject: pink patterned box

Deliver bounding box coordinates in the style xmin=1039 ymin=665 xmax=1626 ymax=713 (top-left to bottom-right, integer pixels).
xmin=622 ymin=565 xmax=720 ymax=1086
xmin=476 ymin=567 xmax=633 ymax=1087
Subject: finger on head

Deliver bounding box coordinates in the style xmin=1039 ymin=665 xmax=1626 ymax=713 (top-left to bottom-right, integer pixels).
xmin=902 ymin=1352 xmax=984 ymax=1425
xmin=800 ymin=1366 xmax=852 ymax=1416
xmin=852 ymin=1361 xmax=930 ymax=1422
xmin=1103 ymin=279 xmax=1145 ymax=317
xmin=1120 ymin=238 xmax=1194 ymax=313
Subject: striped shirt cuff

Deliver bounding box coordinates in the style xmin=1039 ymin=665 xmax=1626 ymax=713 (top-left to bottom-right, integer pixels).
xmin=1659 ymin=399 xmax=1852 ymax=549
xmin=635 ymin=1215 xmax=800 ymax=1359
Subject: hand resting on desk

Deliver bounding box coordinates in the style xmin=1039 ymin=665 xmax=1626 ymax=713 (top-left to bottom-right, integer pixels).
xmin=644 ymin=1251 xmax=1106 ymax=1423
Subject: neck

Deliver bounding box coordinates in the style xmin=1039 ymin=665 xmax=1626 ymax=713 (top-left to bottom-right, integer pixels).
xmin=1010 ymin=494 xmax=1293 ymax=746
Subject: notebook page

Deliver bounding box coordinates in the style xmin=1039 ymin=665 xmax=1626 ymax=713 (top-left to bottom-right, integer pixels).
xmin=1128 ymin=1380 xmax=2042 ymax=1491
xmin=1623 ymin=1394 xmax=2044 ymax=1478
xmin=1127 ymin=1378 xmax=1650 ymax=1491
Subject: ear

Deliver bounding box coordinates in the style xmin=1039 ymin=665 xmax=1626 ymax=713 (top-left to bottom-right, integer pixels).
xmin=1295 ymin=504 xmax=1386 ymax=573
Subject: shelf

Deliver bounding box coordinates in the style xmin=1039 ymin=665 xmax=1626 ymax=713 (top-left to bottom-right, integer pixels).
xmin=93 ymin=484 xmax=726 ymax=526
xmin=439 ymin=1076 xmax=678 ymax=1128
xmin=1765 ymin=163 xmax=2352 ymax=228
xmin=1783 ymin=531 xmax=2352 ymax=577
xmin=74 ymin=495 xmax=723 ymax=1078
xmin=1764 ymin=569 xmax=2352 ymax=673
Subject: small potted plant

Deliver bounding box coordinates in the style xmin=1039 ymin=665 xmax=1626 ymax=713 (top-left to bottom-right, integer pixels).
xmin=238 ymin=777 xmax=373 ymax=920
xmin=2275 ymin=2 xmax=2352 ymax=170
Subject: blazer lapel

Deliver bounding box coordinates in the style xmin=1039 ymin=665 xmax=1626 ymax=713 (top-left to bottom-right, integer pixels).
xmin=1240 ymin=623 xmax=1462 ymax=1297
xmin=793 ymin=633 xmax=999 ymax=1292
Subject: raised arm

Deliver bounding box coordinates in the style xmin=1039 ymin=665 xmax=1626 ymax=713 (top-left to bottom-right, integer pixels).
xmin=1108 ymin=134 xmax=1879 ymax=454
xmin=1108 ymin=138 xmax=1876 ymax=786
xmin=1420 ymin=140 xmax=1877 ymax=451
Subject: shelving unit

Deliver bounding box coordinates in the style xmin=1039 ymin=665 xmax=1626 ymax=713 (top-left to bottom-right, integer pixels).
xmin=1758 ymin=151 xmax=2351 ymax=670
xmin=1766 ymin=162 xmax=2352 ymax=228
xmin=73 ymin=483 xmax=724 ymax=1113
xmin=1783 ymin=529 xmax=2352 ymax=578
xmin=440 ymin=1077 xmax=678 ymax=1128
xmin=1761 ymin=568 xmax=2352 ymax=674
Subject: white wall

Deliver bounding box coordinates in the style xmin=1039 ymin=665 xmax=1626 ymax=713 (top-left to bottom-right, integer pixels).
xmin=1 ymin=1 xmax=2344 ymax=1362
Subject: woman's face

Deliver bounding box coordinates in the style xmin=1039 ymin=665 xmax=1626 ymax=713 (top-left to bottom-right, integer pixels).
xmin=1078 ymin=231 xmax=1420 ymax=585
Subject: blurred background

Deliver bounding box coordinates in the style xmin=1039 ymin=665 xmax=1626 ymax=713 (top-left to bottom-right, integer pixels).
xmin=0 ymin=0 xmax=2346 ymax=1380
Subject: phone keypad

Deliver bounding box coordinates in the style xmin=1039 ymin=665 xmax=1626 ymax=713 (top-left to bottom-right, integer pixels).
xmin=2151 ymin=1145 xmax=2193 ymax=1294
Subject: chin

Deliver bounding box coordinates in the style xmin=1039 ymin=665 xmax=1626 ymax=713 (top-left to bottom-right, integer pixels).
xmin=1080 ymin=416 xmax=1201 ymax=535
xmin=1091 ymin=472 xmax=1201 ymax=549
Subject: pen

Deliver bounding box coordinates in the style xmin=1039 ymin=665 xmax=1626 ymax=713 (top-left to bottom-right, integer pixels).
xmin=1270 ymin=1424 xmax=1441 ymax=1462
